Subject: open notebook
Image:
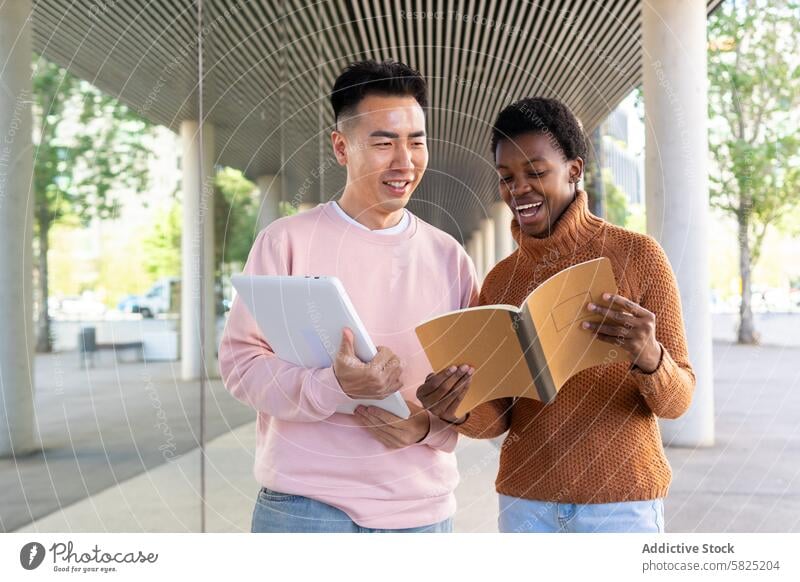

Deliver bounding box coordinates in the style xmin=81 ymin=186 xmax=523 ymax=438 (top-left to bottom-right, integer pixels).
xmin=415 ymin=257 xmax=623 ymax=417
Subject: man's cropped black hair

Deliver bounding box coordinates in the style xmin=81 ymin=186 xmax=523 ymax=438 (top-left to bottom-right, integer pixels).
xmin=490 ymin=97 xmax=587 ymax=160
xmin=330 ymin=60 xmax=428 ymax=126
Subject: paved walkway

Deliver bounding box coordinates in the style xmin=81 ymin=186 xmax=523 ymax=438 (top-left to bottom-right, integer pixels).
xmin=5 ymin=340 xmax=800 ymax=533
xmin=13 ymin=422 xmax=501 ymax=533
xmin=0 ymin=354 xmax=253 ymax=533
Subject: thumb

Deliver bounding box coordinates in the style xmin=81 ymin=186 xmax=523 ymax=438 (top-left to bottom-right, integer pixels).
xmin=338 ymin=327 xmax=356 ymax=358
xmin=405 ymin=401 xmax=424 ymax=415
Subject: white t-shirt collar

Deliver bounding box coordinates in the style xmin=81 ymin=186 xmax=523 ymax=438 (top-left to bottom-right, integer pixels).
xmin=332 ymin=201 xmax=410 ymax=234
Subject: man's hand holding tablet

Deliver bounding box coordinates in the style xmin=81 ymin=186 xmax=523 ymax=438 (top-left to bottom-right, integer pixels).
xmin=332 ymin=328 xmax=432 ymax=447
xmin=333 ymin=327 xmax=404 ymax=400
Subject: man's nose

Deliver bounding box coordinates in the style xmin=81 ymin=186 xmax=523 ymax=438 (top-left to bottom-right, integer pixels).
xmin=392 ymin=144 xmax=414 ymax=169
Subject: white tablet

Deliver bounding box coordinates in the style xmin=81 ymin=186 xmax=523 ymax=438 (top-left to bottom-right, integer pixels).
xmin=231 ymin=274 xmax=410 ymax=419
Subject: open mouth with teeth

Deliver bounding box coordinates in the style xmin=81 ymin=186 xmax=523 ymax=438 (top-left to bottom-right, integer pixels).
xmin=514 ymin=200 xmax=544 ymax=221
xmin=382 ymin=179 xmax=412 ymax=196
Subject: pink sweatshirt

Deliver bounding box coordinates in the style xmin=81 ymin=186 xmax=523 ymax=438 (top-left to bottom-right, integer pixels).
xmin=218 ymin=201 xmax=479 ymax=529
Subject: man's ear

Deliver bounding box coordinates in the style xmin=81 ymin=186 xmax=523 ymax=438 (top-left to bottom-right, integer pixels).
xmin=331 ymin=130 xmax=348 ymax=166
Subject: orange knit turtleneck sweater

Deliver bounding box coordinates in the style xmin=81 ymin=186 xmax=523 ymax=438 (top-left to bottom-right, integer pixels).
xmin=455 ymin=190 xmax=695 ymax=504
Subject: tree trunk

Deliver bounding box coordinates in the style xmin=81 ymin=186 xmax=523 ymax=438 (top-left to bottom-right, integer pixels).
xmin=737 ymin=212 xmax=758 ymax=344
xmin=35 ymin=211 xmax=52 ymax=353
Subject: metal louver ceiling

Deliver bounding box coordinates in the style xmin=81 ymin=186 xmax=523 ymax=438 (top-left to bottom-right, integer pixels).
xmin=31 ymin=0 xmax=723 ymax=237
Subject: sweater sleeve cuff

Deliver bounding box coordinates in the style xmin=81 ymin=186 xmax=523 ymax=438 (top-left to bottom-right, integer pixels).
xmin=453 ymin=411 xmax=487 ymax=439
xmin=630 ymin=343 xmax=679 ymax=398
xmin=419 ymin=412 xmax=459 ymax=452
xmin=308 ymin=366 xmax=355 ymax=415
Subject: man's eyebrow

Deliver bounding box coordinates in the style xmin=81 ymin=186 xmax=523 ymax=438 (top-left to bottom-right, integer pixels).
xmin=368 ymin=130 xmax=427 ymax=138
xmin=369 ymin=130 xmax=399 ymax=138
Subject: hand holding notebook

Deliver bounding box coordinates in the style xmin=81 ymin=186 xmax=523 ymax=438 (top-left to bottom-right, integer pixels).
xmin=414 ymin=257 xmax=622 ymax=417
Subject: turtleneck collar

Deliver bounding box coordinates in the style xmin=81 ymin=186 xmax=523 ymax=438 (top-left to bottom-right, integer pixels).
xmin=510 ymin=189 xmax=606 ymax=260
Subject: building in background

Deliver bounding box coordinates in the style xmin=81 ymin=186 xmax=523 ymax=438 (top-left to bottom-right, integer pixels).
xmin=601 ymin=97 xmax=644 ymax=206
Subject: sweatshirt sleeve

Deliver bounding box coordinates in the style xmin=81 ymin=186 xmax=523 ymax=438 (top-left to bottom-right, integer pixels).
xmin=418 ymin=412 xmax=459 ymax=452
xmin=629 ymin=237 xmax=696 ymax=419
xmin=218 ymin=228 xmax=354 ymax=422
xmin=418 ymin=245 xmax=482 ymax=451
xmin=453 ymin=273 xmax=514 ymax=439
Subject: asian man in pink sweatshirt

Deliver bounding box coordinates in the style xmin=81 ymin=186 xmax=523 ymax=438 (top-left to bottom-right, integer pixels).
xmin=218 ymin=60 xmax=479 ymax=533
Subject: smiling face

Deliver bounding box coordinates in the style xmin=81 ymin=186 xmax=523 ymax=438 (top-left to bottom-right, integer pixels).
xmin=331 ymin=94 xmax=428 ymax=219
xmin=495 ymin=132 xmax=584 ymax=238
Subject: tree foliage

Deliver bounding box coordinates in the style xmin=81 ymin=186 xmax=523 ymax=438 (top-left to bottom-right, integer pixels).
xmin=32 ymin=56 xmax=154 ymax=350
xmin=707 ymin=0 xmax=800 ymax=343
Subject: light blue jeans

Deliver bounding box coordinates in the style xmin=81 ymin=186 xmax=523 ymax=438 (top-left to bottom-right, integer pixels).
xmin=499 ymin=494 xmax=665 ymax=533
xmin=251 ymin=487 xmax=453 ymax=533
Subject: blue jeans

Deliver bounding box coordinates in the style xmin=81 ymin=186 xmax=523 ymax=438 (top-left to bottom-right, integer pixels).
xmin=499 ymin=494 xmax=665 ymax=533
xmin=251 ymin=487 xmax=453 ymax=533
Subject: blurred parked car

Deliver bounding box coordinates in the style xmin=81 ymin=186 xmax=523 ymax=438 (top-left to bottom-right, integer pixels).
xmin=117 ymin=294 xmax=143 ymax=314
xmin=118 ymin=278 xmax=180 ymax=318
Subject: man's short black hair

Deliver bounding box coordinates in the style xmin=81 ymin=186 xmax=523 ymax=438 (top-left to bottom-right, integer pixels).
xmin=330 ymin=59 xmax=428 ymax=126
xmin=490 ymin=97 xmax=587 ymax=161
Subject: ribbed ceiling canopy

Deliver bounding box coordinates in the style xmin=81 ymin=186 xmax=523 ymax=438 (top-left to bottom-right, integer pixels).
xmin=32 ymin=0 xmax=723 ymax=236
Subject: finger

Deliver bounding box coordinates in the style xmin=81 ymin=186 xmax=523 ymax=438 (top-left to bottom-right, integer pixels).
xmin=405 ymin=400 xmax=424 ymax=415
xmin=442 ymin=379 xmax=471 ymax=417
xmin=437 ymin=365 xmax=470 ymax=393
xmin=378 ymin=357 xmax=401 ymax=377
xmin=386 ymin=365 xmax=402 ymax=384
xmin=432 ymin=371 xmax=471 ymax=409
xmin=355 ymin=404 xmax=390 ymax=426
xmin=378 ymin=370 xmax=402 ymax=397
xmin=389 ymin=377 xmax=404 ymax=394
xmin=582 ymin=321 xmax=633 ymax=338
xmin=338 ymin=327 xmax=356 ymax=357
xmin=417 ymin=366 xmax=459 ymax=398
xmin=587 ymin=304 xmax=635 ymax=323
xmin=352 ymin=409 xmax=375 ymax=429
xmin=382 ymin=371 xmax=404 ymax=395
xmin=373 ymin=347 xmax=398 ymax=368
xmin=364 ymin=406 xmax=406 ymax=427
xmin=600 ymin=293 xmax=650 ymax=318
xmin=356 ymin=410 xmax=398 ymax=436
xmin=429 ymin=366 xmax=471 ymax=403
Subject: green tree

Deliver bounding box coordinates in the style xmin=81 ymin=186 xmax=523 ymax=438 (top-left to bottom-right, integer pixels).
xmin=602 ymin=169 xmax=630 ymax=227
xmin=32 ymin=57 xmax=153 ymax=351
xmin=142 ymin=199 xmax=182 ymax=280
xmin=708 ymin=0 xmax=800 ymax=344
xmin=141 ymin=167 xmax=262 ymax=312
xmin=215 ymin=167 xmax=259 ymax=271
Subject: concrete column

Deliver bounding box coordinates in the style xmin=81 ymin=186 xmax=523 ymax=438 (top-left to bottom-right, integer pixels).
xmin=491 ymin=202 xmax=513 ymax=263
xmin=465 ymin=236 xmax=476 ymax=279
xmin=256 ymin=174 xmax=282 ymax=231
xmin=643 ymin=0 xmax=714 ymax=446
xmin=180 ymin=121 xmax=216 ymax=380
xmin=470 ymin=229 xmax=485 ymax=281
xmin=480 ymin=218 xmax=496 ymax=276
xmin=0 ymin=0 xmax=35 ymax=457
